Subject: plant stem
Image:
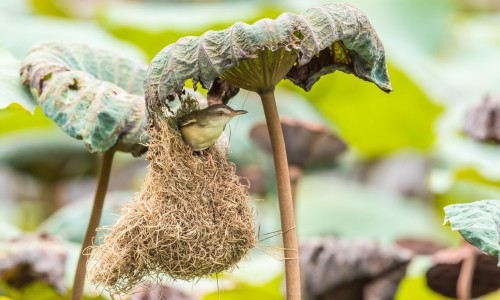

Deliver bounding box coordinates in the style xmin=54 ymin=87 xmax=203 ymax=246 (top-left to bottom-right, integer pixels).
xmin=71 ymin=149 xmax=115 ymax=300
xmin=40 ymin=181 xmax=56 ymax=218
xmin=260 ymin=91 xmax=301 ymax=300
xmin=457 ymin=246 xmax=477 ymax=300
xmin=289 ymin=165 xmax=303 ymax=209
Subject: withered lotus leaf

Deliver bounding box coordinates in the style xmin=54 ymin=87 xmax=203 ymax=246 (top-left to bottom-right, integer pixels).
xmin=145 ymin=3 xmax=391 ymax=111
xmin=20 ymin=42 xmax=148 ymax=156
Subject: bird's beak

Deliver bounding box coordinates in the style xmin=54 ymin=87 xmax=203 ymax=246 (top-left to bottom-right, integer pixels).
xmin=232 ymin=110 xmax=248 ymax=116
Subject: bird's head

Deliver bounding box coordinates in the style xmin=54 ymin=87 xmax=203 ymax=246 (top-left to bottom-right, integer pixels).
xmin=196 ymin=104 xmax=247 ymax=127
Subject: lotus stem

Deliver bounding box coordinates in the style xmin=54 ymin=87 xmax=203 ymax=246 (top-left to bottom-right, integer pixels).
xmin=71 ymin=149 xmax=115 ymax=300
xmin=457 ymin=246 xmax=476 ymax=300
xmin=289 ymin=165 xmax=303 ymax=209
xmin=40 ymin=181 xmax=60 ymax=217
xmin=260 ymin=91 xmax=301 ymax=300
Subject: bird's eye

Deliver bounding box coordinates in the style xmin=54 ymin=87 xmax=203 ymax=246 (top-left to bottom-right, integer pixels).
xmin=218 ymin=111 xmax=223 ymax=115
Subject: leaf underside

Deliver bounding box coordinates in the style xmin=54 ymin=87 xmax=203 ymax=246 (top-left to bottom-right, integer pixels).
xmin=0 ymin=46 xmax=36 ymax=111
xmin=444 ymin=200 xmax=500 ymax=266
xmin=20 ymin=42 xmax=148 ymax=156
xmin=145 ymin=3 xmax=391 ymax=112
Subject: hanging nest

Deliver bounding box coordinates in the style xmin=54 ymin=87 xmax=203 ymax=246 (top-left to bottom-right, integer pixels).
xmin=88 ymin=95 xmax=256 ymax=295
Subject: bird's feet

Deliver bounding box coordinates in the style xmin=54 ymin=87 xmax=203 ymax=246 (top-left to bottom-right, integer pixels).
xmin=201 ymin=150 xmax=215 ymax=168
xmin=190 ymin=147 xmax=215 ymax=168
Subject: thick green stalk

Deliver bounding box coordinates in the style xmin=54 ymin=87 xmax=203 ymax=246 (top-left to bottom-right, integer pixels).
xmin=71 ymin=149 xmax=115 ymax=300
xmin=260 ymin=91 xmax=301 ymax=300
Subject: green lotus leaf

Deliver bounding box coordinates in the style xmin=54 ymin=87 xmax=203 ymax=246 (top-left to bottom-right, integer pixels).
xmin=0 ymin=131 xmax=96 ymax=181
xmin=297 ymin=172 xmax=454 ymax=244
xmin=444 ymin=200 xmax=500 ymax=266
xmin=145 ymin=3 xmax=391 ymax=109
xmin=0 ymin=46 xmax=36 ymax=111
xmin=0 ymin=105 xmax=56 ymax=135
xmin=37 ymin=191 xmax=131 ymax=244
xmin=0 ymin=219 xmax=21 ymax=240
xmin=20 ymin=42 xmax=148 ymax=156
xmin=284 ymin=63 xmax=442 ymax=157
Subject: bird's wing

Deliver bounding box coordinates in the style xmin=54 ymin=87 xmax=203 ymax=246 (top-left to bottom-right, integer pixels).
xmin=178 ymin=117 xmax=197 ymax=127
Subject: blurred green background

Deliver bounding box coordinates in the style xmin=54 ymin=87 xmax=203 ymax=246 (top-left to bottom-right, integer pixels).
xmin=1 ymin=0 xmax=500 ymax=299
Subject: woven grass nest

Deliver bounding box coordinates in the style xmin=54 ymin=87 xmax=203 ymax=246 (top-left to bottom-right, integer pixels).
xmin=88 ymin=96 xmax=256 ymax=294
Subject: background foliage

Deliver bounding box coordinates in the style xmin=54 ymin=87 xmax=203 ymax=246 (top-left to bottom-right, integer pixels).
xmin=1 ymin=0 xmax=500 ymax=299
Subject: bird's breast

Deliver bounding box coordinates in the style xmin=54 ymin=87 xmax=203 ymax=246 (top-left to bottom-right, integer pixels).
xmin=180 ymin=123 xmax=224 ymax=151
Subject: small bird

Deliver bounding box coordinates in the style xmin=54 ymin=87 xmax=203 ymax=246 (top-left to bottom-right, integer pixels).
xmin=178 ymin=104 xmax=247 ymax=163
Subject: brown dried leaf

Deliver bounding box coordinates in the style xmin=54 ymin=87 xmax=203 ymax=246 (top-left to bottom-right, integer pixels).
xmin=236 ymin=164 xmax=267 ymax=197
xmin=250 ymin=118 xmax=347 ymax=168
xmin=426 ymin=244 xmax=500 ymax=298
xmin=0 ymin=233 xmax=67 ymax=293
xmin=395 ymin=238 xmax=446 ymax=256
xmin=130 ymin=284 xmax=194 ymax=300
xmin=463 ymin=94 xmax=500 ymax=143
xmin=206 ymin=78 xmax=240 ymax=106
xmin=300 ymin=237 xmax=412 ymax=300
